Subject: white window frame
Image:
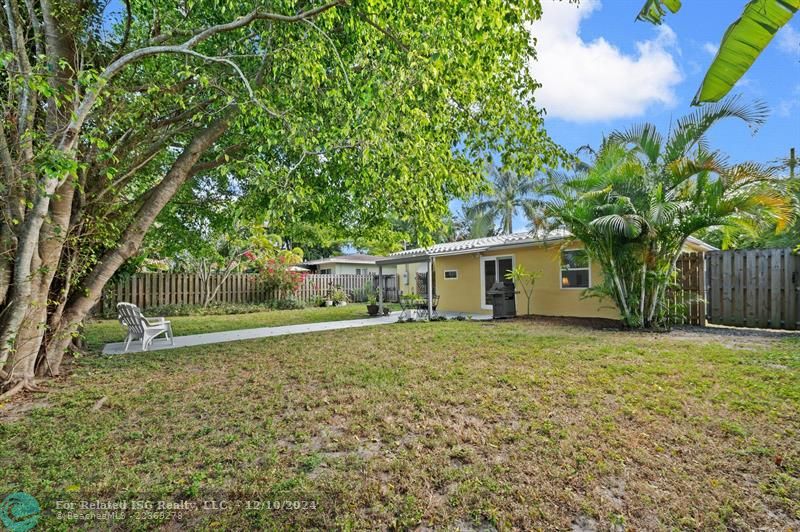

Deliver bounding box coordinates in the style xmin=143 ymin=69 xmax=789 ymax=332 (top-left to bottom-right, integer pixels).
xmin=443 ymin=269 xmax=458 ymax=280
xmin=480 ymin=254 xmax=515 ymax=310
xmin=320 ymin=268 xmax=332 ymax=275
xmin=560 ymin=248 xmax=591 ymax=290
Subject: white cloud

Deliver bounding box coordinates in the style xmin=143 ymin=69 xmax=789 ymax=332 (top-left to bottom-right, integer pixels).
xmin=777 ymin=83 xmax=800 ymax=117
xmin=527 ymin=0 xmax=683 ymax=122
xmin=776 ymin=24 xmax=800 ymax=56
xmin=702 ymin=42 xmax=719 ymax=56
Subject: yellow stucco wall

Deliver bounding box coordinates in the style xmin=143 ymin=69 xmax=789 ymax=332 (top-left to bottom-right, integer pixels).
xmin=434 ymin=242 xmax=620 ymax=319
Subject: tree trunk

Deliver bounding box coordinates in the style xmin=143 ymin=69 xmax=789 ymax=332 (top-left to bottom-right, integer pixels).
xmin=41 ymin=114 xmax=232 ymax=375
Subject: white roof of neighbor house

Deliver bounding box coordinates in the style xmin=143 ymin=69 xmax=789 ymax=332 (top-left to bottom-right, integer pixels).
xmin=303 ymin=253 xmax=386 ymax=266
xmin=376 ymin=229 xmax=716 ymax=265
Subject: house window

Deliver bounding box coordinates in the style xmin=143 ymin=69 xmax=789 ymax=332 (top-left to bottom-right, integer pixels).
xmin=402 ymin=271 xmax=408 ymax=284
xmin=561 ymin=250 xmax=590 ymax=288
xmin=355 ymin=268 xmax=362 ymax=275
xmin=444 ymin=270 xmax=458 ymax=280
xmin=320 ymin=268 xmax=332 ymax=275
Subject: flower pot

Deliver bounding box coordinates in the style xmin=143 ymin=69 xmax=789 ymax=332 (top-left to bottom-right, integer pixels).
xmin=325 ymin=300 xmax=334 ymax=307
xmin=367 ymin=304 xmax=379 ymax=316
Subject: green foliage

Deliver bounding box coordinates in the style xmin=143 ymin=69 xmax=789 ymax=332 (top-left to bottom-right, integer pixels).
xmin=700 ymin=149 xmax=800 ymax=249
xmin=637 ymin=0 xmax=799 ymax=104
xmin=546 ymin=97 xmax=794 ymax=328
xmin=246 ymin=230 xmax=306 ymax=294
xmin=328 ymin=287 xmax=349 ymax=305
xmin=96 ymin=0 xmax=565 ymax=261
xmin=504 ymin=265 xmax=542 ymax=316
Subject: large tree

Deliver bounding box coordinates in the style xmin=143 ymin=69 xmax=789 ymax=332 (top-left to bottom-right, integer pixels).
xmin=547 ymin=98 xmax=795 ymax=328
xmin=0 ymin=0 xmax=563 ymax=394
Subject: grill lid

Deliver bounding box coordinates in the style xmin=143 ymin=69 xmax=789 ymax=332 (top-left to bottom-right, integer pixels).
xmin=487 ymin=282 xmax=514 ymax=294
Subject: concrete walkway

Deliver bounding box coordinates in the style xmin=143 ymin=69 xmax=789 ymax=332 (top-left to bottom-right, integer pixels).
xmin=102 ymin=311 xmax=492 ymax=355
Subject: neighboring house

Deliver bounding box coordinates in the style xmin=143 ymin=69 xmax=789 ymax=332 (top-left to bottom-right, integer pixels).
xmin=302 ymin=254 xmax=397 ymax=276
xmin=376 ymin=230 xmax=715 ymax=318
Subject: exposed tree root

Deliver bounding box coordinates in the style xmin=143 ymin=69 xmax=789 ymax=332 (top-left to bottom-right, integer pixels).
xmin=0 ymin=378 xmax=43 ymax=401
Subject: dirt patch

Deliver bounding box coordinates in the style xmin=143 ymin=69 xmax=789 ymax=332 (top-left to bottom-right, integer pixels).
xmin=0 ymin=397 xmax=51 ymax=422
xmin=510 ymin=315 xmax=624 ymax=330
xmin=671 ymin=324 xmax=800 ymax=340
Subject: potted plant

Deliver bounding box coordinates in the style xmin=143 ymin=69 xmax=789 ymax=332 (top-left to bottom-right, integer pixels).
xmin=364 ymin=282 xmax=380 ymax=316
xmin=330 ymin=287 xmax=348 ymax=306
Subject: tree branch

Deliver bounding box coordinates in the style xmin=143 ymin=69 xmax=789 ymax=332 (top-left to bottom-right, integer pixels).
xmin=354 ymin=9 xmax=409 ymax=52
xmin=65 ymin=0 xmax=345 ymax=151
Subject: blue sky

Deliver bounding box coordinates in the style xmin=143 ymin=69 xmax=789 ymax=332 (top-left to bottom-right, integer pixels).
xmin=531 ymin=0 xmax=799 ymax=165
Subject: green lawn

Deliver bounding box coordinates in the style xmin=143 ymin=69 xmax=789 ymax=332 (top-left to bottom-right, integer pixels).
xmin=1 ymin=319 xmax=798 ymax=530
xmin=84 ymin=304 xmax=400 ymax=349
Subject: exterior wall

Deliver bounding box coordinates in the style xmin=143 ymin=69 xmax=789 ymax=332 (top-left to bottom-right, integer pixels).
xmin=434 ymin=243 xmax=620 ymax=319
xmin=397 ymin=262 xmax=427 ymax=295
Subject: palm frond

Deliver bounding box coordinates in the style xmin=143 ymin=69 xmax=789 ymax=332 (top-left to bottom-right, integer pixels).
xmin=664 ymin=96 xmax=768 ymax=162
xmin=608 ymin=123 xmax=663 ymax=165
xmin=590 ymin=214 xmax=645 ymax=239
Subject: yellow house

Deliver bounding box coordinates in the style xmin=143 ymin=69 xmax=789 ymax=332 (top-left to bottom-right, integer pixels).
xmin=376 ymin=230 xmax=715 ymax=319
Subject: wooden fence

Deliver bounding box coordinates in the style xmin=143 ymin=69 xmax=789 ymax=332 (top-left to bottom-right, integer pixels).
xmin=706 ymin=248 xmax=799 ymax=330
xmin=670 ymin=252 xmax=706 ymax=326
xmin=103 ymin=273 xmax=399 ymax=316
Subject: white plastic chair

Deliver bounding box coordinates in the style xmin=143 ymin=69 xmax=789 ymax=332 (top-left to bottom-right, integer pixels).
xmin=116 ymin=302 xmax=174 ymax=352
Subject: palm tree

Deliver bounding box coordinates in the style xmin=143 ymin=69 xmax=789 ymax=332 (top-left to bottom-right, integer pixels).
xmin=453 ymin=202 xmax=498 ymax=240
xmin=468 ymin=165 xmax=544 ymax=234
xmin=546 ymin=97 xmax=795 ymax=328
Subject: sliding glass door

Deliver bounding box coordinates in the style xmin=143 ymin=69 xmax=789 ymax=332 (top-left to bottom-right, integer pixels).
xmin=481 ymin=256 xmax=514 ymax=308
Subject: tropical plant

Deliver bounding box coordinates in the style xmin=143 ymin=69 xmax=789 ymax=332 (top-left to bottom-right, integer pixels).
xmin=638 ymin=0 xmax=800 ymax=104
xmin=546 ymin=97 xmax=795 ymax=328
xmin=468 ymin=165 xmax=545 ymax=234
xmin=453 ymin=202 xmax=499 ymax=241
xmin=504 ymin=265 xmax=542 ymax=316
xmin=698 ymin=147 xmax=800 ymax=249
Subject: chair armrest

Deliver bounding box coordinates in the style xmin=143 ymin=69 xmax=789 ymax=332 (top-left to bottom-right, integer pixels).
xmin=142 ymin=316 xmax=169 ymax=326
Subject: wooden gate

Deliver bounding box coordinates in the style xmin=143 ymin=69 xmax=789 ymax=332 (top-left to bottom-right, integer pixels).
xmin=706 ymin=248 xmax=799 ymax=330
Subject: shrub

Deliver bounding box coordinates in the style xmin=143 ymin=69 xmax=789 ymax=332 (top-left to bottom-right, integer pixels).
xmin=268 ymin=298 xmax=305 ymax=310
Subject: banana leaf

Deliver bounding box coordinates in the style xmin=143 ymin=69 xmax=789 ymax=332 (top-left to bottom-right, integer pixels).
xmin=636 ymin=0 xmax=682 ymax=24
xmin=694 ymin=0 xmax=799 ymax=104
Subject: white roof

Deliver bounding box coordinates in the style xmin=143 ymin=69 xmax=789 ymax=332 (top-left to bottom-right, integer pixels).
xmin=303 ymin=253 xmax=385 ymax=266
xmin=377 ymin=229 xmax=716 ymax=265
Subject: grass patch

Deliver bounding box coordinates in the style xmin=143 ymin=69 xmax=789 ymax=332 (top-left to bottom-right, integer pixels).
xmin=1 ymin=320 xmax=798 ymax=529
